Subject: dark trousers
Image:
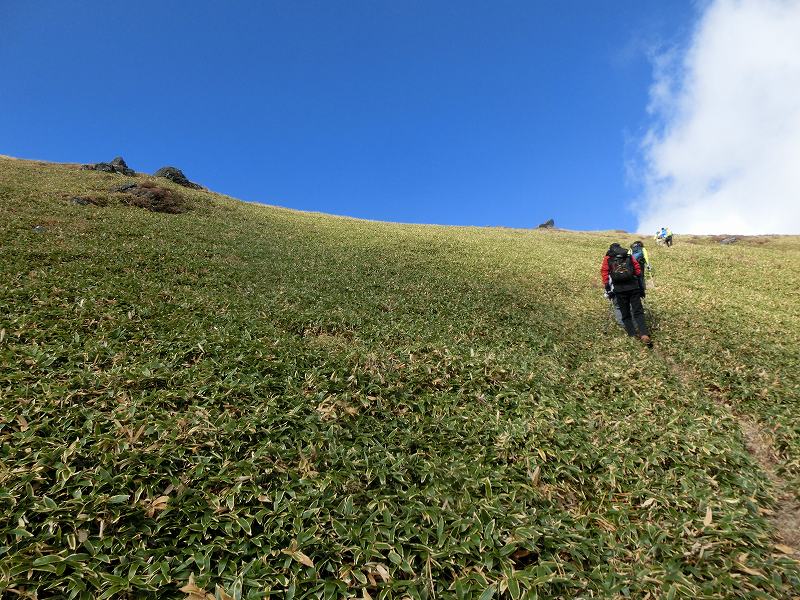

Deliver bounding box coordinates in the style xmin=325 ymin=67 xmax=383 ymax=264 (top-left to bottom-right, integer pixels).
xmin=615 ymin=290 xmax=649 ymax=337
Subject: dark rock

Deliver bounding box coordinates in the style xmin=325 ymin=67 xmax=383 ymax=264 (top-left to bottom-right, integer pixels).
xmin=81 ymin=156 xmax=136 ymax=176
xmin=71 ymin=195 xmax=108 ymax=207
xmin=154 ymin=166 xmax=202 ymax=189
xmin=720 ymin=236 xmax=738 ymax=245
xmin=537 ymin=218 xmax=555 ymax=229
xmin=111 ymin=182 xmax=138 ymax=193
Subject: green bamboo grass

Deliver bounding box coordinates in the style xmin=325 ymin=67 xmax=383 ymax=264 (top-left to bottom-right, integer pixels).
xmin=1 ymin=156 xmax=798 ymax=598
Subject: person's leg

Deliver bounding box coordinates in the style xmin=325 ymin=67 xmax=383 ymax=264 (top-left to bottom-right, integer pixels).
xmin=612 ymin=298 xmax=624 ymax=326
xmin=629 ymin=294 xmax=649 ymax=336
xmin=616 ymin=293 xmax=637 ymax=336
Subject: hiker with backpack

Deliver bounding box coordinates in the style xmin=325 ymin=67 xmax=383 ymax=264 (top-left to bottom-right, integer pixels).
xmin=606 ymin=240 xmax=650 ymax=327
xmin=630 ymin=240 xmax=652 ymax=278
xmin=601 ymin=243 xmax=651 ymax=345
xmin=656 ymin=227 xmax=674 ymax=247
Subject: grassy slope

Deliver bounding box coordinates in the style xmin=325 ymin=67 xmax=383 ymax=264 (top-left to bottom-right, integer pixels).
xmin=1 ymin=156 xmax=798 ymax=599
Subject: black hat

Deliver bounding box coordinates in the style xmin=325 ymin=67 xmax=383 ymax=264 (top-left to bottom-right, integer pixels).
xmin=607 ymin=242 xmax=627 ymax=256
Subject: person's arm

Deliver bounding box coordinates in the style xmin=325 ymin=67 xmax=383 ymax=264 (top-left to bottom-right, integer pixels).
xmin=601 ymin=256 xmax=610 ymax=286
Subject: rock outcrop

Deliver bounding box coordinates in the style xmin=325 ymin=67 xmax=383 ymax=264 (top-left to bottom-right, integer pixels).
xmin=154 ymin=166 xmax=202 ymax=189
xmin=537 ymin=218 xmax=555 ymax=229
xmin=81 ymin=156 xmax=136 ymax=176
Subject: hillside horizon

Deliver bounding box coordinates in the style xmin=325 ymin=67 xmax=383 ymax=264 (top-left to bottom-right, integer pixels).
xmin=6 ymin=154 xmax=796 ymax=238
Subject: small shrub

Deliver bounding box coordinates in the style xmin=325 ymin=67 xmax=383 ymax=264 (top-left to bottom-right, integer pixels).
xmin=118 ymin=182 xmax=187 ymax=214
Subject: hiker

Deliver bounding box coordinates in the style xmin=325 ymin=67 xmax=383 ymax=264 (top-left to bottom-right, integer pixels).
xmin=630 ymin=240 xmax=652 ymax=277
xmin=656 ymin=226 xmax=673 ymax=247
xmin=606 ymin=240 xmax=648 ymax=328
xmin=601 ymin=243 xmax=651 ymax=345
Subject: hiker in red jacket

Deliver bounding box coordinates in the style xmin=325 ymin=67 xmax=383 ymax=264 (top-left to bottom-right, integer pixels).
xmin=602 ymin=243 xmax=651 ymax=346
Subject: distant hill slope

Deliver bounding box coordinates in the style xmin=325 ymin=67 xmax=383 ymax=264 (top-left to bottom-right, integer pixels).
xmin=1 ymin=156 xmax=799 ymax=598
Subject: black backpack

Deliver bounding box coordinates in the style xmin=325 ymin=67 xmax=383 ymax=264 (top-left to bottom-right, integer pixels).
xmin=608 ymin=253 xmax=635 ymax=283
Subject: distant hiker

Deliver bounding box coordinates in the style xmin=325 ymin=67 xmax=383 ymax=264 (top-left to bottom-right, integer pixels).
xmin=656 ymin=227 xmax=673 ymax=247
xmin=630 ymin=240 xmax=652 ymax=277
xmin=601 ymin=243 xmax=651 ymax=345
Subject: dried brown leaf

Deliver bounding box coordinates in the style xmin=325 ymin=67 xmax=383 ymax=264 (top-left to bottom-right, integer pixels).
xmin=736 ymin=563 xmax=765 ymax=577
xmin=281 ymin=540 xmax=314 ymax=568
xmin=146 ymin=495 xmax=170 ymax=518
xmin=293 ymin=550 xmax=314 ymax=568
xmin=216 ymin=584 xmax=235 ymax=600
xmin=179 ymin=574 xmax=215 ymax=600
xmin=529 ymin=465 xmax=541 ymax=486
xmin=374 ymin=563 xmax=391 ymax=582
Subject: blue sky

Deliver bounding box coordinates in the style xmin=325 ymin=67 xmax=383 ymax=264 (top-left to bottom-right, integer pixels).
xmin=1 ymin=1 xmax=694 ymax=231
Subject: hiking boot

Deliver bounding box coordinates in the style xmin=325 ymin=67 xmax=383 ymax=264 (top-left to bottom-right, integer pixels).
xmin=640 ymin=335 xmax=652 ymax=347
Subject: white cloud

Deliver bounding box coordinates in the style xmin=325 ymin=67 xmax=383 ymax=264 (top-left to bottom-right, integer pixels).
xmin=636 ymin=0 xmax=800 ymax=235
